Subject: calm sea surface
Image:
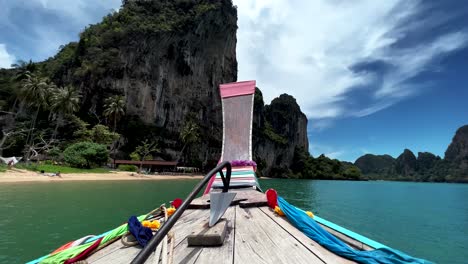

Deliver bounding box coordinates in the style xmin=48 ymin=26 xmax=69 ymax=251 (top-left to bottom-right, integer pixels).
xmin=0 ymin=179 xmax=466 ymax=263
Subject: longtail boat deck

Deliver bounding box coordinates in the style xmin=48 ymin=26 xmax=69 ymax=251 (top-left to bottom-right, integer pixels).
xmin=85 ymin=190 xmax=361 ymax=264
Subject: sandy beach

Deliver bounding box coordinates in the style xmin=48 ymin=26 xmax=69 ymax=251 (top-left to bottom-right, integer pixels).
xmin=0 ymin=169 xmax=203 ymax=183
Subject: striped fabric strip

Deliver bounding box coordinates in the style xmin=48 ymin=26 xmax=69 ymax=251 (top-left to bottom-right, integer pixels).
xmin=211 ymin=166 xmax=259 ymax=189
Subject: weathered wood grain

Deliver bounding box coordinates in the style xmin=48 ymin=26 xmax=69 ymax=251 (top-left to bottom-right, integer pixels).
xmin=172 ymin=239 xmax=203 ymax=264
xmin=86 ymin=195 xmax=374 ymax=264
xmin=187 ymin=219 xmax=228 ymax=246
xmin=91 ymin=243 xmax=141 ymax=264
xmin=234 ymin=207 xmax=325 ymax=264
xmin=87 ymin=238 xmax=137 ymax=263
xmin=193 ymin=207 xmax=235 ymax=264
xmin=258 ymin=207 xmax=356 ymax=264
xmin=189 ymin=189 xmax=266 ymax=209
xmin=172 ymin=209 xmax=210 ymax=247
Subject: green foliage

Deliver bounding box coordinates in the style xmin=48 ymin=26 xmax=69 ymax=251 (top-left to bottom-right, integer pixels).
xmin=289 ymin=147 xmax=363 ymax=180
xmin=343 ymin=166 xmax=361 ymax=180
xmin=0 ymin=164 xmax=6 ymax=172
xmin=11 ymin=60 xmax=37 ymax=81
xmin=36 ymin=0 xmax=227 ymax=83
xmin=63 ymin=141 xmax=109 ymax=168
xmin=132 ymin=139 xmax=159 ymax=161
xmin=180 ymin=120 xmax=200 ymax=146
xmin=49 ymin=85 xmax=81 ymax=137
xmin=130 ymin=152 xmax=140 ymax=161
xmin=118 ymin=164 xmax=138 ymax=172
xmin=19 ymin=74 xmax=52 ymax=109
xmin=129 ymin=152 xmax=153 ymax=161
xmin=41 ymin=43 xmax=78 ymax=79
xmin=74 ymin=124 xmax=119 ymax=145
xmin=103 ymin=95 xmax=126 ymax=131
xmin=47 ymin=147 xmax=62 ymax=161
xmin=263 ymin=121 xmax=288 ymax=145
xmin=50 ymin=85 xmax=81 ymax=116
xmin=178 ymin=117 xmax=201 ymax=163
xmin=17 ymin=163 xmax=109 ymax=174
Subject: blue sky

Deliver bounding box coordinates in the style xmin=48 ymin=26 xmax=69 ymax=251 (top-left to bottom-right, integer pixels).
xmin=1 ymin=0 xmax=467 ymax=162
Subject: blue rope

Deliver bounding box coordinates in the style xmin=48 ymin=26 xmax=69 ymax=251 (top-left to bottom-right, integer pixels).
xmin=278 ymin=197 xmax=432 ymax=264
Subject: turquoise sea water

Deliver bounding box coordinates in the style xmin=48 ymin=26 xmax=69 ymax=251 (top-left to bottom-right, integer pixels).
xmin=0 ymin=179 xmax=466 ymax=263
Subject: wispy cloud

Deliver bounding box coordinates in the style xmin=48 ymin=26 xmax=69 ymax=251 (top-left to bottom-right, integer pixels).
xmin=309 ymin=143 xmax=345 ymax=160
xmin=234 ymin=0 xmax=468 ymax=121
xmin=310 ymin=118 xmax=334 ymax=131
xmin=325 ymin=151 xmax=345 ymax=160
xmin=0 ymin=44 xmax=15 ymax=68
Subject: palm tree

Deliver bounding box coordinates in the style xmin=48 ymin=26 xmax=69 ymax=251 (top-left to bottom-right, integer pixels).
xmin=12 ymin=59 xmax=36 ymax=81
xmin=19 ymin=74 xmax=53 ymax=149
xmin=103 ymin=95 xmax=125 ymax=132
xmin=178 ymin=120 xmax=200 ymax=163
xmin=10 ymin=60 xmax=36 ymax=114
xmin=49 ymin=85 xmax=81 ymax=139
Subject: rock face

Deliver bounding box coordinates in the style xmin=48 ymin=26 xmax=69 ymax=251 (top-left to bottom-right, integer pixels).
xmin=40 ymin=0 xmax=309 ymax=174
xmin=45 ymin=0 xmax=237 ymax=166
xmin=252 ymin=90 xmax=309 ymax=177
xmin=417 ymin=152 xmax=440 ymax=173
xmin=445 ymin=125 xmax=468 ymax=175
xmin=395 ymin=149 xmax=418 ymax=176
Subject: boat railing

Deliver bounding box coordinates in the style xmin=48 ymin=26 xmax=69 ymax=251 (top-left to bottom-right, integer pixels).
xmin=131 ymin=161 xmax=232 ymax=264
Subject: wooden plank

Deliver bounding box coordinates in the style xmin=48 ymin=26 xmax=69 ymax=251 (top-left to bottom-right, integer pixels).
xmin=172 ymin=209 xmax=210 ymax=247
xmin=172 ymin=239 xmax=203 ymax=264
xmin=187 ymin=219 xmax=228 ymax=246
xmin=92 ymin=244 xmax=141 ymax=264
xmin=258 ymin=207 xmax=356 ymax=264
xmin=189 ymin=189 xmax=266 ymax=209
xmin=193 ymin=207 xmax=235 ymax=264
xmin=189 ymin=196 xmax=210 ymax=209
xmin=318 ymin=224 xmax=373 ymax=251
xmin=87 ymin=238 xmax=132 ymax=263
xmin=237 ymin=190 xmax=267 ymax=208
xmin=147 ymin=244 xmax=162 ymax=264
xmin=234 ymin=207 xmax=325 ymax=264
xmin=170 ymin=210 xmax=209 ymax=263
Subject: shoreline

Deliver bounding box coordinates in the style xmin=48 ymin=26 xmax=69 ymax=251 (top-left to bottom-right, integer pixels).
xmin=0 ymin=169 xmax=203 ymax=183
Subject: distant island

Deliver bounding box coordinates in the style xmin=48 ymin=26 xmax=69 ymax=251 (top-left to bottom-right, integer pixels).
xmin=354 ymin=125 xmax=468 ymax=183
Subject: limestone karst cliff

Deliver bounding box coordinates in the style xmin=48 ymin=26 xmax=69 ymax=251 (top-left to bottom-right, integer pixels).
xmin=0 ymin=0 xmax=310 ymax=175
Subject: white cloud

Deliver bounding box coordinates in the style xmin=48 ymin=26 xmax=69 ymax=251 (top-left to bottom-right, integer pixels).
xmin=0 ymin=0 xmax=122 ymax=61
xmin=0 ymin=44 xmax=15 ymax=69
xmin=27 ymin=0 xmax=120 ymax=24
xmin=234 ymin=0 xmax=468 ymax=120
xmin=309 ymin=143 xmax=344 ymax=159
xmin=324 ymin=151 xmax=345 ymax=160
xmin=310 ymin=118 xmax=334 ymax=131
